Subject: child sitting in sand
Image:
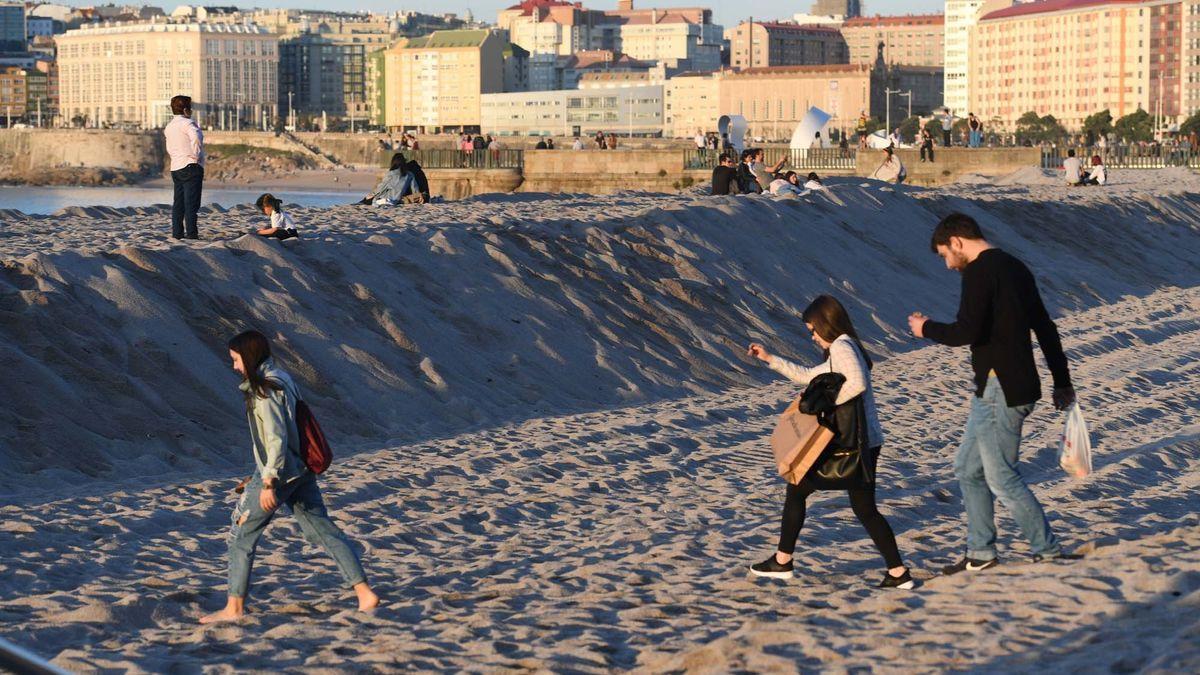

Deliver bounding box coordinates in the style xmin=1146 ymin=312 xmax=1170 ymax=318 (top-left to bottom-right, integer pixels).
xmin=254 ymin=194 xmax=299 ymax=241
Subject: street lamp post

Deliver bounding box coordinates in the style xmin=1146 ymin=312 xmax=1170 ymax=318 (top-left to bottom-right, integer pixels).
xmin=350 ymin=91 xmax=355 ymax=134
xmin=288 ymin=90 xmax=294 ymax=129
xmin=885 ymin=89 xmax=900 ymax=139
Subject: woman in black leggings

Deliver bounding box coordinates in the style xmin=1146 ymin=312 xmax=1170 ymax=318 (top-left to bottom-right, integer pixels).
xmin=747 ymin=295 xmax=913 ymax=589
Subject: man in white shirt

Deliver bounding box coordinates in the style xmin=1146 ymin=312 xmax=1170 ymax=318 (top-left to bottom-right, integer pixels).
xmin=1062 ymin=149 xmax=1082 ymax=185
xmin=940 ymin=108 xmax=954 ymax=148
xmin=694 ymin=129 xmax=706 ymax=150
xmin=163 ymin=95 xmax=205 ymax=239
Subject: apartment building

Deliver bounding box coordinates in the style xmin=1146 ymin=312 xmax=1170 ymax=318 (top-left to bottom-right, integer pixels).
xmin=480 ymin=84 xmax=663 ymax=136
xmin=380 ymin=30 xmax=509 ymax=132
xmin=725 ymin=21 xmax=849 ymax=70
xmin=970 ymin=0 xmax=1195 ymax=130
xmin=55 ymin=21 xmax=278 ymax=129
xmin=841 ymin=14 xmax=945 ymax=67
xmin=498 ymin=0 xmax=722 ymax=71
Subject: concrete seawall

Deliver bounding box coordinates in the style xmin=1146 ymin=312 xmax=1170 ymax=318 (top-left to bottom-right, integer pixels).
xmin=0 ymin=129 xmax=1047 ymax=193
xmin=0 ymin=129 xmax=164 ymax=183
xmin=856 ymin=147 xmax=1044 ymax=186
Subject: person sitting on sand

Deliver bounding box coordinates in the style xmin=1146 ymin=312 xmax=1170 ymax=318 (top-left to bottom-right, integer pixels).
xmin=804 ymin=172 xmax=826 ymax=191
xmin=870 ymin=147 xmax=906 ymax=184
xmin=200 ymin=330 xmax=379 ymax=624
xmin=750 ymin=148 xmax=786 ymax=192
xmin=1080 ymin=155 xmax=1106 ymax=186
xmin=361 ymin=153 xmax=429 ymax=205
xmin=737 ymin=149 xmax=763 ymax=194
xmin=711 ymin=153 xmax=740 ymax=196
xmin=1063 ymin=149 xmax=1083 ymax=186
xmin=746 ymin=296 xmax=914 ymax=589
xmin=253 ymin=194 xmax=299 ymax=241
xmin=769 ymin=171 xmax=804 ymax=196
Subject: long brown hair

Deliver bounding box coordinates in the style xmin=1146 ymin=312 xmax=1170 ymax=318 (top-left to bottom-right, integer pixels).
xmin=801 ymin=295 xmax=873 ymax=370
xmin=228 ymin=330 xmax=282 ymax=402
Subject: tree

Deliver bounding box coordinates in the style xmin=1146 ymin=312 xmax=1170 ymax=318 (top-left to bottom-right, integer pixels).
xmin=1114 ymin=109 xmax=1153 ymax=142
xmin=862 ymin=116 xmax=886 ymax=136
xmin=1014 ymin=111 xmax=1067 ymax=144
xmin=897 ymin=115 xmax=921 ymax=142
xmin=1179 ymin=109 xmax=1200 ymax=137
xmin=1082 ymin=110 xmax=1113 ymax=139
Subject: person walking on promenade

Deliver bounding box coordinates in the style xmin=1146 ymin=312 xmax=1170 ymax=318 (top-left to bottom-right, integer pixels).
xmin=164 ymin=95 xmax=205 ymax=240
xmin=200 ymin=330 xmax=379 ymax=624
xmin=747 ymin=296 xmax=914 ymax=589
xmin=907 ymin=214 xmax=1079 ymax=575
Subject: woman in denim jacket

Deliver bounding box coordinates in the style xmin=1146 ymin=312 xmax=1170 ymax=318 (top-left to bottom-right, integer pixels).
xmin=200 ymin=330 xmax=379 ymax=624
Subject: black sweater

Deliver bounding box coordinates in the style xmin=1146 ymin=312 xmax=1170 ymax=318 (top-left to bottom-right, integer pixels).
xmin=923 ymin=248 xmax=1071 ymax=406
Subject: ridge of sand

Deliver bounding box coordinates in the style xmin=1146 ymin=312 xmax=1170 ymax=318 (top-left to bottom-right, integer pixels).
xmin=0 ymin=286 xmax=1195 ymax=672
xmin=2 ymin=177 xmax=1198 ymax=495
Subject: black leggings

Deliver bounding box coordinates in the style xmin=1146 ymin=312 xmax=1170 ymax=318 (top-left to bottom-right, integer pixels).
xmin=777 ymin=480 xmax=904 ymax=569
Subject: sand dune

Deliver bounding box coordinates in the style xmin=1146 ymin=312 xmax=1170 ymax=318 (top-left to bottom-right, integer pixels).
xmin=0 ymin=286 xmax=1194 ymax=672
xmin=1 ymin=174 xmax=1198 ymax=496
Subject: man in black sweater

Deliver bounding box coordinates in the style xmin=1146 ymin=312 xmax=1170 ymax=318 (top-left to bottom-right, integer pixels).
xmin=710 ymin=153 xmax=740 ymax=195
xmin=908 ymin=213 xmax=1076 ymax=574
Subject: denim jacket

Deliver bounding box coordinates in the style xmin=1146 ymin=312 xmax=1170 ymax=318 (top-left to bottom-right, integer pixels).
xmin=240 ymin=358 xmax=305 ymax=484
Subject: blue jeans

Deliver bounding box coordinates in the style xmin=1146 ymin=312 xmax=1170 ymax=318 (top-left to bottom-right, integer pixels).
xmin=969 ymin=130 xmax=982 ymax=147
xmin=171 ymin=163 xmax=203 ymax=238
xmin=227 ymin=472 xmax=366 ymax=598
xmin=954 ymin=377 xmax=1061 ymax=560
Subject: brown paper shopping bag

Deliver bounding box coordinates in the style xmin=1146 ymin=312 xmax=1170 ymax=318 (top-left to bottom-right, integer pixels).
xmin=770 ymin=397 xmax=835 ymax=485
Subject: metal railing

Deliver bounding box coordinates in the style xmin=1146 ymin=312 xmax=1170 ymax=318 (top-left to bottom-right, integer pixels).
xmin=685 ymin=148 xmax=858 ymax=171
xmin=402 ymin=149 xmax=524 ymax=170
xmin=1041 ymin=145 xmax=1200 ymax=169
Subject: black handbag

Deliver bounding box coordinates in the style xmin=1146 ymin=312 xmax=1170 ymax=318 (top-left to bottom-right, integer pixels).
xmin=797 ymin=347 xmax=875 ymax=489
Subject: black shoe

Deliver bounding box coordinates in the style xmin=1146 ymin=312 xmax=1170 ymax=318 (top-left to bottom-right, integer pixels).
xmin=185 ymin=235 xmax=199 ymax=240
xmin=1033 ymin=552 xmax=1084 ymax=563
xmin=749 ymin=554 xmax=794 ymax=580
xmin=879 ymin=569 xmax=916 ymax=590
xmin=941 ymin=556 xmax=998 ymax=576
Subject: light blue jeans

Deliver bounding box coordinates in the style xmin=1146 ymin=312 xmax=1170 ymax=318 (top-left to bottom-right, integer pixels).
xmin=955 ymin=376 xmax=1061 ymax=561
xmin=227 ymin=472 xmax=366 ymax=598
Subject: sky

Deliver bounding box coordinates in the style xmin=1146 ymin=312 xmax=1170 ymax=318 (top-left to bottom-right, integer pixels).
xmin=145 ymin=1 xmax=948 ymax=30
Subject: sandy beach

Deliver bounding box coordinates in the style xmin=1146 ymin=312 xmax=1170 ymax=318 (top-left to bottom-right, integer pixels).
xmin=0 ymin=168 xmax=1197 ymax=671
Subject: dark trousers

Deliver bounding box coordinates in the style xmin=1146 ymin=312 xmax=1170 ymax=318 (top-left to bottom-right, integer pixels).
xmin=921 ymin=141 xmax=934 ymax=162
xmin=777 ymin=475 xmax=904 ymax=569
xmin=942 ymin=129 xmax=952 ymax=148
xmin=171 ymin=163 xmax=204 ymax=239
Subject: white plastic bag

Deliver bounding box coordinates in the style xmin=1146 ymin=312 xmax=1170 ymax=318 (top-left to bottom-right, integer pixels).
xmin=1059 ymin=402 xmax=1093 ymax=478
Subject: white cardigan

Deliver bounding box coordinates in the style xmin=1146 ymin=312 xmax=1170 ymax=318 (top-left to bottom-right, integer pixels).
xmin=767 ymin=335 xmax=885 ymax=449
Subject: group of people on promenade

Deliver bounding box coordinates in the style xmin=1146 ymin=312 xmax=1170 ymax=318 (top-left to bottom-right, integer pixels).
xmin=196 ymin=208 xmax=1081 ymax=620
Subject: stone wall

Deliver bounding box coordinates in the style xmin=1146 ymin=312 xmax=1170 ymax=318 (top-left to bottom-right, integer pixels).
xmin=855 ymin=147 xmax=1043 ymax=186
xmin=0 ymin=129 xmax=164 ymax=181
xmin=425 ymin=169 xmax=524 ymax=201
xmin=520 ymin=149 xmax=686 ymax=194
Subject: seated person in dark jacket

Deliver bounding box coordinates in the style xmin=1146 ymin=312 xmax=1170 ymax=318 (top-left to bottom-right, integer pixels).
xmin=401 ymin=157 xmax=431 ymax=203
xmin=711 ymin=153 xmax=740 ymax=195
xmin=737 ymin=149 xmax=763 ymax=194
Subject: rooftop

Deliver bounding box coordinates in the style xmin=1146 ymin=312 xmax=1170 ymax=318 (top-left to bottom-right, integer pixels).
xmin=730 ymin=63 xmax=873 ymax=77
xmin=842 ymin=13 xmax=945 ymax=27
xmin=400 ymin=29 xmax=491 ymax=49
xmin=58 ymin=21 xmax=273 ymax=37
xmin=981 ymin=0 xmax=1145 ymax=21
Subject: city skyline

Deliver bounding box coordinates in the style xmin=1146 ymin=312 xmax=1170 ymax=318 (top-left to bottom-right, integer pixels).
xmin=88 ymin=0 xmax=949 ymax=29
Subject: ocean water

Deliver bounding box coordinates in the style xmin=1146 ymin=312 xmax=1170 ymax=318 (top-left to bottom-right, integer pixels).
xmin=0 ymin=185 xmax=357 ymax=216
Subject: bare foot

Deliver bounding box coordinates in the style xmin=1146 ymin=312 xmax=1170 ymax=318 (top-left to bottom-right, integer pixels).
xmin=199 ymin=606 xmax=244 ymax=625
xmin=355 ymin=583 xmax=380 ymax=611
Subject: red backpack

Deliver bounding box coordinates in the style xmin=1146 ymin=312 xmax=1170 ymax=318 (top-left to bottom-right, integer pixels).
xmin=295 ymin=400 xmax=332 ymax=474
